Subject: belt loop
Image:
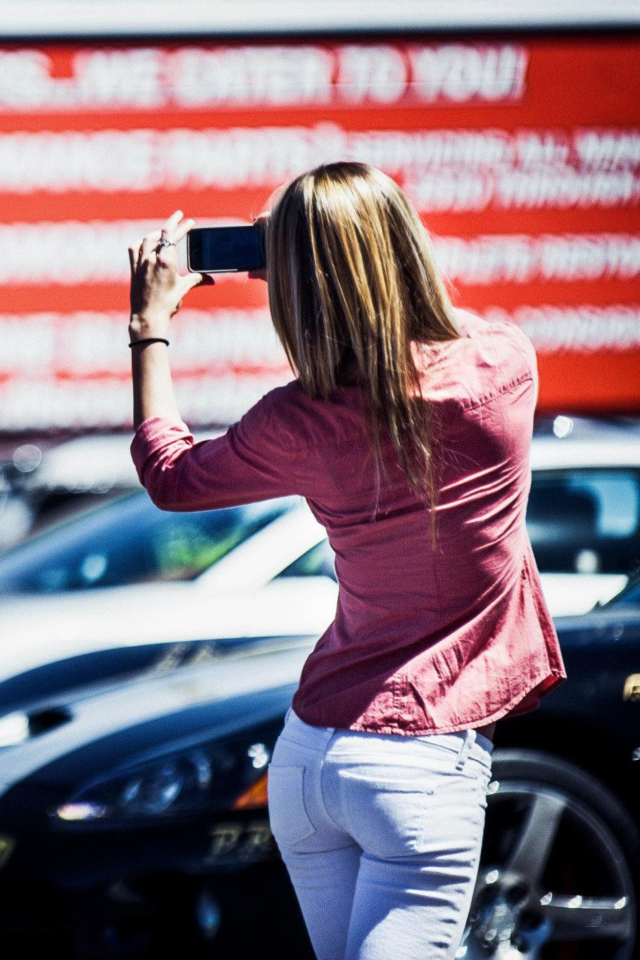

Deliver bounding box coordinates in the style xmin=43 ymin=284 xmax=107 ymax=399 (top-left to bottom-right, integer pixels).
xmin=455 ymin=729 xmax=476 ymax=770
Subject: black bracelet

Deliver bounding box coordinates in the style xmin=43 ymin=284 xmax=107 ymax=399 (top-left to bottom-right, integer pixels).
xmin=129 ymin=337 xmax=170 ymax=348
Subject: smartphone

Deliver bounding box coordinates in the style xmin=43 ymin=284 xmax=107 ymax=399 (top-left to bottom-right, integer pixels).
xmin=187 ymin=224 xmax=266 ymax=274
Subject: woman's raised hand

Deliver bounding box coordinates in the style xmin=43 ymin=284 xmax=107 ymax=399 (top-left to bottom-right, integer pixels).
xmin=128 ymin=211 xmax=214 ymax=342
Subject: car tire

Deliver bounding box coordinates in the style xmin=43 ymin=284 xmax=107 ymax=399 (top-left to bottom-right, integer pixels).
xmin=463 ymin=748 xmax=640 ymax=959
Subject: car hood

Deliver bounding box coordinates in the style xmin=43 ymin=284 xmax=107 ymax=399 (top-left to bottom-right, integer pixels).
xmin=0 ymin=637 xmax=312 ymax=797
xmin=0 ymin=578 xmax=338 ymax=683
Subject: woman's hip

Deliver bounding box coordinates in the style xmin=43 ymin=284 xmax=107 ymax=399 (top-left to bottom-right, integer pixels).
xmin=268 ymin=708 xmax=492 ymax=859
xmin=272 ymin=706 xmax=493 ymax=775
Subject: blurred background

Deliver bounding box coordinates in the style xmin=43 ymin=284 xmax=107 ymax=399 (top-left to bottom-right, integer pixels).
xmin=0 ymin=0 xmax=638 ymax=542
xmin=0 ymin=2 xmax=639 ymax=959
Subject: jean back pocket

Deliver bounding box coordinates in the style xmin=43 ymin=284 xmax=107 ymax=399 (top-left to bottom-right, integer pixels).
xmin=340 ymin=769 xmax=437 ymax=859
xmin=267 ymin=765 xmax=316 ymax=847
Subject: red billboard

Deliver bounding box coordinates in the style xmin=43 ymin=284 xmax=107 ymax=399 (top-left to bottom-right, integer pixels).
xmin=0 ymin=33 xmax=637 ymax=431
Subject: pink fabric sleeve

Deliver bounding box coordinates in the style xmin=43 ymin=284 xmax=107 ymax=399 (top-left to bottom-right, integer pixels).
xmin=130 ymin=390 xmax=304 ymax=511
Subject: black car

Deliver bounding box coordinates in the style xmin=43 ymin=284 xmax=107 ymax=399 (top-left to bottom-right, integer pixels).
xmin=1 ymin=575 xmax=640 ymax=959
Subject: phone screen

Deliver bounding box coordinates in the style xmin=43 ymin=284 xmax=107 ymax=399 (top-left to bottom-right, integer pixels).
xmin=187 ymin=225 xmax=265 ymax=273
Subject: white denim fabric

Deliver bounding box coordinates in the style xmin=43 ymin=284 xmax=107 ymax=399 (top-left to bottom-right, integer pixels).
xmin=267 ymin=707 xmax=494 ymax=960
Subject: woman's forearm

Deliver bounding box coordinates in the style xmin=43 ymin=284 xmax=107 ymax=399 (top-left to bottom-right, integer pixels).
xmin=130 ymin=339 xmax=182 ymax=430
xmin=127 ymin=211 xmax=214 ymax=430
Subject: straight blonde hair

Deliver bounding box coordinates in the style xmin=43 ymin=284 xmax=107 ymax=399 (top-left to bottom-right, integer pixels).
xmin=266 ymin=161 xmax=461 ymax=547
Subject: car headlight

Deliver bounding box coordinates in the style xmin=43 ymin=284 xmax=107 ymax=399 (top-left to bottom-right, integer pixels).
xmin=54 ymin=738 xmax=272 ymax=824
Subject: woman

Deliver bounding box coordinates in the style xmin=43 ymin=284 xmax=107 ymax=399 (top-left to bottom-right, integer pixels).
xmin=128 ymin=162 xmax=567 ymax=960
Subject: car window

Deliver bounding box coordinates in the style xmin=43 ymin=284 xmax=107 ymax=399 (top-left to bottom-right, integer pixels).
xmin=527 ymin=469 xmax=640 ymax=574
xmin=606 ymin=577 xmax=640 ymax=610
xmin=278 ymin=539 xmax=337 ymax=581
xmin=0 ymin=492 xmax=295 ymax=594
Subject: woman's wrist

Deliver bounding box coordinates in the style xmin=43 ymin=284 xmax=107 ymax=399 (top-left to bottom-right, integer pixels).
xmin=129 ymin=312 xmax=170 ymax=342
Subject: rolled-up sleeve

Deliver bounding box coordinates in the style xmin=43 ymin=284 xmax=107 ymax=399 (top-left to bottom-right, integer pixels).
xmin=130 ymin=390 xmax=304 ymax=511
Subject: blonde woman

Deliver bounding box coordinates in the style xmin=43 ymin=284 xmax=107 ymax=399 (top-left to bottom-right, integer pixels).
xmin=128 ymin=162 xmax=567 ymax=960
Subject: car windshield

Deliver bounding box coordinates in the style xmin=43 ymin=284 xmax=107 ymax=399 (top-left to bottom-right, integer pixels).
xmin=0 ymin=492 xmax=295 ymax=594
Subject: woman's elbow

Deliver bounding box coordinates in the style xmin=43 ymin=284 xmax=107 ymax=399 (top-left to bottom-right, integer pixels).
xmin=141 ymin=485 xmax=174 ymax=512
xmin=141 ymin=464 xmax=216 ymax=512
xmin=140 ymin=466 xmax=186 ymax=512
xmin=145 ymin=490 xmax=182 ymax=511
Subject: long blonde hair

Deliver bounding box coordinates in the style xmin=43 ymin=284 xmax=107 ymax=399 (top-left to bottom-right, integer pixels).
xmin=265 ymin=161 xmax=461 ymax=547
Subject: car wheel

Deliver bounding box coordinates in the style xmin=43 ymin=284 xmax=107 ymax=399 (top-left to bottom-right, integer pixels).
xmin=462 ymin=749 xmax=640 ymax=959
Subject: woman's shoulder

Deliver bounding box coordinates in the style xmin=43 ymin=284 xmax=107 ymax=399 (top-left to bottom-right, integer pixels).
xmin=413 ymin=308 xmax=537 ymax=410
xmin=259 ymin=375 xmax=371 ymax=449
xmin=454 ymin=308 xmax=536 ymax=364
xmin=251 ymin=378 xmax=335 ymax=451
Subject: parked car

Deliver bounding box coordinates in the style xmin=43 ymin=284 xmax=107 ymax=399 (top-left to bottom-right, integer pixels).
xmin=0 ymin=414 xmax=639 ymax=709
xmin=0 ymin=462 xmax=34 ymax=552
xmin=0 ymin=571 xmax=639 ymax=959
xmin=529 ymin=414 xmax=640 ymax=613
xmin=0 ymin=431 xmax=221 ymax=551
xmin=0 ymin=494 xmax=335 ymax=710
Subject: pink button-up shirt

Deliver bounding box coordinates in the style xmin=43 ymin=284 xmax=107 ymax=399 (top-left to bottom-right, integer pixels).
xmin=131 ymin=308 xmax=567 ymax=735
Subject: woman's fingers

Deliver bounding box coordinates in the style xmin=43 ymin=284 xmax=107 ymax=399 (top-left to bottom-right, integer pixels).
xmin=173 ymin=218 xmax=195 ymax=244
xmin=139 ymin=230 xmax=160 ymax=259
xmin=130 ymin=215 xmax=210 ymax=322
xmin=128 ymin=245 xmax=138 ymax=276
xmin=139 ymin=230 xmax=162 ymax=264
xmin=161 ymin=210 xmax=184 ymax=241
xmin=185 ymin=271 xmax=215 ymax=291
xmin=134 ymin=214 xmax=192 ymax=270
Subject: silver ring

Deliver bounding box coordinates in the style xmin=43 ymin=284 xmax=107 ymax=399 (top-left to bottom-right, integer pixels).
xmin=157 ymin=237 xmax=176 ymax=248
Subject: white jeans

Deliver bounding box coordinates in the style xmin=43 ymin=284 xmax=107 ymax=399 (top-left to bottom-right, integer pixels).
xmin=267 ymin=707 xmax=493 ymax=960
